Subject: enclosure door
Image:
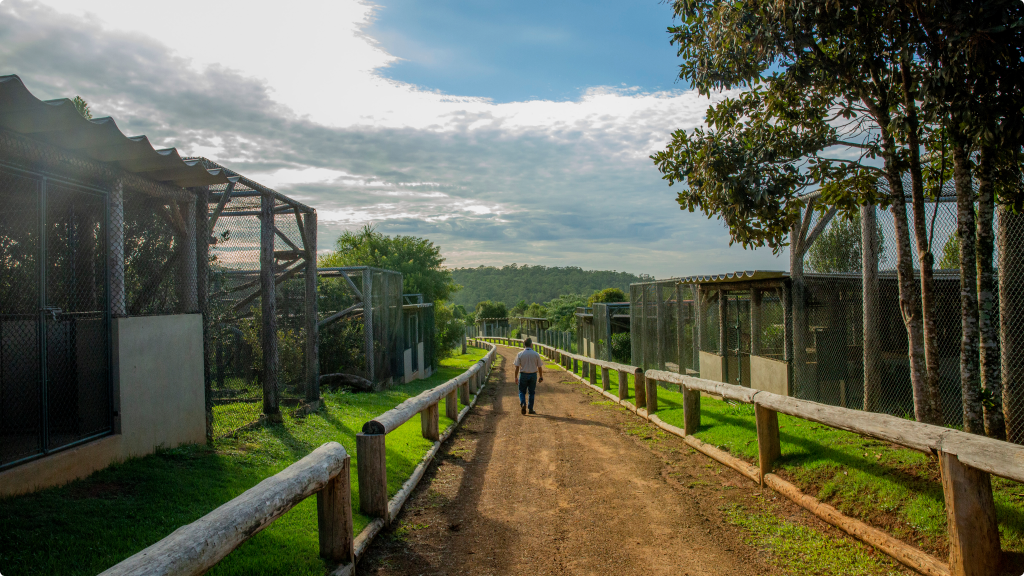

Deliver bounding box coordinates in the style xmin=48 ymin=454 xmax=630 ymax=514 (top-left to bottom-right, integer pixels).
xmin=0 ymin=169 xmax=112 ymax=470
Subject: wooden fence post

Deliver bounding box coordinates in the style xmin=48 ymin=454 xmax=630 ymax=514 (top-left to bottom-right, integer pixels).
xmin=460 ymin=379 xmax=470 ymax=406
xmin=635 ymin=369 xmax=647 ymax=409
xmin=421 ymin=403 xmax=440 ymax=441
xmin=646 ymin=378 xmax=658 ymax=413
xmin=446 ymin=389 xmax=458 ymax=421
xmin=602 ymin=367 xmax=610 ymax=391
xmin=356 ymin=433 xmax=388 ymax=523
xmin=469 ymin=370 xmax=478 ymax=395
xmin=755 ymin=404 xmax=781 ymax=483
xmin=573 ymin=358 xmax=579 ymax=375
xmin=939 ymin=451 xmax=1001 ymax=576
xmin=683 ymin=386 xmax=701 ymax=435
xmin=618 ymin=370 xmax=629 ymax=400
xmin=589 ymin=363 xmax=598 ymax=386
xmin=317 ymin=456 xmax=354 ymax=563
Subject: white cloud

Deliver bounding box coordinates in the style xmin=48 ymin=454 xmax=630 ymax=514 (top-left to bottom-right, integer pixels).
xmin=0 ymin=0 xmax=787 ymax=277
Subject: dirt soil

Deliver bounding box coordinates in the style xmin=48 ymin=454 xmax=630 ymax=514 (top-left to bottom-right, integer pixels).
xmin=358 ymin=347 xmax=905 ymax=576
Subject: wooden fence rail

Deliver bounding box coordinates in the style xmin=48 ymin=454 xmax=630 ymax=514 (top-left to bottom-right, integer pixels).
xmin=99 ymin=442 xmax=354 ymax=576
xmin=480 ymin=336 xmax=1023 ymax=576
xmin=355 ymin=341 xmax=497 ymax=548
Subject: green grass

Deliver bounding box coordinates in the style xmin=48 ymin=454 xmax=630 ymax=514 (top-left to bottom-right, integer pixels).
xmin=723 ymin=500 xmax=905 ymax=575
xmin=643 ymin=385 xmax=1024 ymax=557
xmin=0 ymin=348 xmax=487 ymax=576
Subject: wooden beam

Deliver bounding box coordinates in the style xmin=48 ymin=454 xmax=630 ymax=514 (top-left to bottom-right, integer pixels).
xmin=208 ymin=181 xmax=235 ymax=232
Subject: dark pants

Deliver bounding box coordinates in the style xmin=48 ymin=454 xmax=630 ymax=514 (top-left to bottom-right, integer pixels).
xmin=518 ymin=372 xmax=538 ymax=409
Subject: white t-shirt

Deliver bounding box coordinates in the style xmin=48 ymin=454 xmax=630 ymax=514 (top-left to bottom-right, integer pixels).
xmin=514 ymin=348 xmax=544 ymax=374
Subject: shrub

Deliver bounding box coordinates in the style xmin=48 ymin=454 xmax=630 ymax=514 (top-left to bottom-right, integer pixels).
xmin=611 ymin=332 xmax=631 ymax=364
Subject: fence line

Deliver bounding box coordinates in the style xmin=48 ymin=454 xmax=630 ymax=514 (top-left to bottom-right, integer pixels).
xmin=99 ymin=442 xmax=354 ymax=576
xmin=352 ymin=340 xmax=497 ymax=563
xmin=479 ymin=337 xmax=1021 ymax=576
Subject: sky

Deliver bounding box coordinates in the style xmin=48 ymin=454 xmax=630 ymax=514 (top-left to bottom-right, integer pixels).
xmin=0 ymin=0 xmax=787 ymax=278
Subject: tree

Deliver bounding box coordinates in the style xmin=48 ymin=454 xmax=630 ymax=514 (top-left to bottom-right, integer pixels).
xmin=433 ymin=301 xmax=465 ymax=361
xmin=475 ymin=300 xmax=507 ymax=321
xmin=544 ymin=293 xmax=588 ymax=332
xmin=909 ymin=0 xmax=1024 ymax=437
xmin=806 ymin=216 xmax=861 ymax=274
xmin=72 ymin=96 xmax=92 ymax=119
xmin=588 ymin=287 xmax=627 ymax=305
xmin=320 ymin=225 xmax=459 ymax=303
xmin=654 ymin=0 xmax=948 ymax=423
xmin=524 ymin=302 xmax=547 ymax=318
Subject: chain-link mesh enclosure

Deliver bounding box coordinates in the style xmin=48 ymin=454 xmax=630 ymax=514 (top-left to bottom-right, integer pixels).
xmin=206 ymin=179 xmax=315 ymax=436
xmin=1 ymin=161 xmax=204 ymax=468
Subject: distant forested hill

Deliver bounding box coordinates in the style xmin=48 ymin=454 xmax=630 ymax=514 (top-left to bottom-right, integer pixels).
xmin=450 ymin=265 xmax=648 ymax=308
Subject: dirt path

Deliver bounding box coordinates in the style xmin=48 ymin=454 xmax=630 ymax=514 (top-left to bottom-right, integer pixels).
xmin=358 ymin=347 xmax=892 ymax=575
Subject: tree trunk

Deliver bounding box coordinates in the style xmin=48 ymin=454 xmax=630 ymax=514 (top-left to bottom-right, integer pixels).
xmin=953 ymin=138 xmax=985 ymax=434
xmin=901 ymin=66 xmax=944 ymax=424
xmin=999 ymin=205 xmax=1024 ymax=443
xmin=885 ymin=162 xmax=932 ymax=424
xmin=976 ymin=148 xmax=1004 ymax=439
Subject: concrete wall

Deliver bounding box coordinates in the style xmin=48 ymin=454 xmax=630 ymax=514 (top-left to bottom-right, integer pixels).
xmin=0 ymin=314 xmax=205 ymax=497
xmin=750 ymin=355 xmax=789 ymax=396
xmin=699 ymin=351 xmax=726 ymax=383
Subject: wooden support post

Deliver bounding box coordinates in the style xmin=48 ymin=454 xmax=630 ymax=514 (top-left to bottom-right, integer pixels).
xmin=646 ymin=377 xmax=659 ymax=413
xmin=573 ymin=358 xmax=579 ymax=375
xmin=317 ymin=457 xmax=354 ymax=563
xmin=194 ymin=187 xmax=213 ymax=442
xmin=179 ymin=199 xmax=199 ymax=312
xmin=589 ymin=362 xmax=598 ymax=386
xmin=446 ymin=389 xmax=458 ymax=420
xmin=755 ymin=404 xmax=781 ymax=482
xmin=656 ymin=283 xmax=666 ymax=370
xmin=469 ymin=370 xmax=479 ymax=394
xmin=260 ymin=193 xmax=282 ymax=421
xmin=862 ymin=204 xmax=881 ymax=411
xmin=635 ymin=369 xmax=647 ymax=409
xmin=682 ymin=386 xmax=700 ymax=435
xmin=694 ymin=287 xmax=703 ymax=369
xmin=304 ymin=211 xmax=320 ymax=403
xmin=601 ymin=367 xmax=610 ymax=391
xmin=356 ymin=433 xmax=388 ymax=523
xmin=939 ymin=451 xmax=1001 ymax=576
xmin=108 ymin=179 xmax=126 ymax=317
xmin=421 ymin=403 xmax=440 ymax=441
xmin=461 ymin=333 xmax=467 ymax=355
xmin=460 ymin=380 xmax=470 ymax=406
xmin=676 ymin=283 xmax=686 ymax=373
xmin=718 ymin=288 xmax=728 ymax=384
xmin=750 ymin=289 xmax=762 ymax=357
xmin=363 ymin=269 xmax=375 ymax=385
xmin=618 ymin=370 xmax=629 ymax=400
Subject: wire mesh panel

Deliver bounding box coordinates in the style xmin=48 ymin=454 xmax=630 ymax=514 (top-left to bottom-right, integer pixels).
xmin=207 ymin=183 xmax=312 ymax=435
xmin=0 ymin=166 xmax=113 ymax=469
xmin=122 ymin=191 xmax=197 ymax=316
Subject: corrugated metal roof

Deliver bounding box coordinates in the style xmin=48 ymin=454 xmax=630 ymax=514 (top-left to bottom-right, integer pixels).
xmin=679 ymin=270 xmax=788 ymax=284
xmin=0 ymin=74 xmax=233 ymax=187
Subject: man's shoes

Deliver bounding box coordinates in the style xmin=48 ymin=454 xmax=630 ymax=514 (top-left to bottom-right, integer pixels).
xmin=521 ymin=403 xmax=526 ymax=415
xmin=528 ymin=409 xmax=537 ymax=415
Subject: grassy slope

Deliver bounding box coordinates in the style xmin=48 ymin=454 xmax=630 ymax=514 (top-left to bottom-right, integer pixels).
xmin=559 ymin=354 xmax=1024 ymax=559
xmin=0 ymin=349 xmax=487 ymax=576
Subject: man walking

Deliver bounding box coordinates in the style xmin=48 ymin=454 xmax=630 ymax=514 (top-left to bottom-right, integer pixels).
xmin=513 ymin=337 xmax=544 ymax=415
